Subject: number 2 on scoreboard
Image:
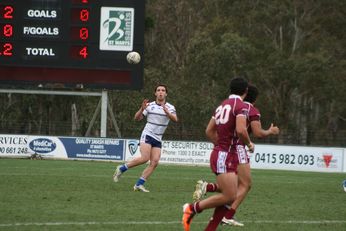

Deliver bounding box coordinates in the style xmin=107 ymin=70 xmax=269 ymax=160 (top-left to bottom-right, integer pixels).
xmin=3 ymin=5 xmax=14 ymax=19
xmin=0 ymin=43 xmax=13 ymax=56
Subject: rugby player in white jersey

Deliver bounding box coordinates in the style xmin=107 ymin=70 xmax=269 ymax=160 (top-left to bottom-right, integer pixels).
xmin=113 ymin=84 xmax=178 ymax=192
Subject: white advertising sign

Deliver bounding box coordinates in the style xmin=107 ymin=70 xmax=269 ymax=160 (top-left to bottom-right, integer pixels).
xmin=124 ymin=140 xmax=344 ymax=173
xmin=0 ymin=135 xmax=125 ymax=160
xmin=250 ymin=145 xmax=344 ymax=173
xmin=343 ymin=148 xmax=346 ymax=173
xmin=0 ymin=135 xmax=29 ymax=157
xmin=1 ymin=134 xmax=344 ymax=173
xmin=161 ymin=140 xmax=212 ymax=165
xmin=124 ymin=140 xmax=213 ymax=165
xmin=124 ymin=139 xmax=141 ymax=161
xmin=0 ymin=135 xmax=67 ymax=158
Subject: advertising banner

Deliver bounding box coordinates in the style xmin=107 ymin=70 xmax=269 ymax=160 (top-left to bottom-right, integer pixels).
xmin=160 ymin=140 xmax=212 ymax=165
xmin=0 ymin=135 xmax=29 ymax=157
xmin=124 ymin=139 xmax=141 ymax=161
xmin=0 ymin=135 xmax=124 ymax=161
xmin=344 ymin=149 xmax=346 ymax=173
xmin=59 ymin=137 xmax=124 ymax=160
xmin=124 ymin=140 xmax=344 ymax=172
xmin=0 ymin=135 xmax=67 ymax=158
xmin=28 ymin=136 xmax=68 ymax=159
xmin=124 ymin=140 xmax=213 ymax=165
xmin=250 ymin=145 xmax=344 ymax=173
xmin=0 ymin=134 xmax=344 ymax=173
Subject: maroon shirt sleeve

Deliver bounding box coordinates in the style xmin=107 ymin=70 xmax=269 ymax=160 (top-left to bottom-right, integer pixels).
xmin=248 ymin=105 xmax=260 ymax=122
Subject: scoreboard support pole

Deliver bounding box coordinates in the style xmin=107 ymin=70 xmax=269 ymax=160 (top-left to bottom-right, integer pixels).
xmin=0 ymin=89 xmax=121 ymax=138
xmin=101 ymin=90 xmax=108 ymax=137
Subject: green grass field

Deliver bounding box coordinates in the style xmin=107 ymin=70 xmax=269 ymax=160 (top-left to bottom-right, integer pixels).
xmin=0 ymin=158 xmax=345 ymax=231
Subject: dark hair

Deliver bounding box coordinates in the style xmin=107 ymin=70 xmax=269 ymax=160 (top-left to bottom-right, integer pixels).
xmin=244 ymin=85 xmax=259 ymax=103
xmin=154 ymin=84 xmax=168 ymax=93
xmin=229 ymin=77 xmax=248 ymax=95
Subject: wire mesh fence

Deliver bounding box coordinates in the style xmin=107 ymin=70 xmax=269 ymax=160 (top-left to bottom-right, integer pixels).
xmin=0 ymin=119 xmax=345 ymax=147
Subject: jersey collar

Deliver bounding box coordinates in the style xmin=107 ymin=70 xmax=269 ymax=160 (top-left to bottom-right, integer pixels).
xmin=228 ymin=94 xmax=243 ymax=100
xmin=155 ymin=101 xmax=165 ymax=106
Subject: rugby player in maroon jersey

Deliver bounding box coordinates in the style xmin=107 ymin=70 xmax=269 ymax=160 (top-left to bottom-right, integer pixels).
xmin=193 ymin=84 xmax=280 ymax=227
xmin=182 ymin=77 xmax=254 ymax=231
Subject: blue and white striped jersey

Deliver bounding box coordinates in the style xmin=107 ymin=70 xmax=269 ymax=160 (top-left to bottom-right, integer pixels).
xmin=141 ymin=101 xmax=176 ymax=141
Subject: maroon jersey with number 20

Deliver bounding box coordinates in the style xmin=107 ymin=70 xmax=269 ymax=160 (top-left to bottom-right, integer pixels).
xmin=210 ymin=95 xmax=249 ymax=174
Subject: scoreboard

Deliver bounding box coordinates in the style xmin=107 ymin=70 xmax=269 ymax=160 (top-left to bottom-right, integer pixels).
xmin=0 ymin=0 xmax=145 ymax=89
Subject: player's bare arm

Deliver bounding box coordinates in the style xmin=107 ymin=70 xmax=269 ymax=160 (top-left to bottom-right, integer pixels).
xmin=205 ymin=118 xmax=218 ymax=145
xmin=134 ymin=99 xmax=149 ymax=121
xmin=162 ymin=104 xmax=178 ymax=122
xmin=250 ymin=121 xmax=280 ymax=138
xmin=236 ymin=115 xmax=254 ymax=152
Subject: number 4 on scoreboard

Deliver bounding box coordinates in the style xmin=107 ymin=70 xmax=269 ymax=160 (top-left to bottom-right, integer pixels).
xmin=70 ymin=45 xmax=88 ymax=59
xmin=79 ymin=46 xmax=88 ymax=59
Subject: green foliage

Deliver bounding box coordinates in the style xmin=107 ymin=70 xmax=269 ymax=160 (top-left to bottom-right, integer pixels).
xmin=0 ymin=0 xmax=345 ymax=146
xmin=178 ymin=18 xmax=256 ymax=133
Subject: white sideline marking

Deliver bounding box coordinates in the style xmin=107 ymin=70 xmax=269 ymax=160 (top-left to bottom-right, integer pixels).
xmin=250 ymin=220 xmax=346 ymax=224
xmin=1 ymin=220 xmax=346 ymax=227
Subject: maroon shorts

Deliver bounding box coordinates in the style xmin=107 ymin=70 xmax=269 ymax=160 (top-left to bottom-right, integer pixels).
xmin=210 ymin=148 xmax=239 ymax=175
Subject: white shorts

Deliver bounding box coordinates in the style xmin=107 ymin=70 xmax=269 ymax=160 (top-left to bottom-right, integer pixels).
xmin=236 ymin=145 xmax=250 ymax=164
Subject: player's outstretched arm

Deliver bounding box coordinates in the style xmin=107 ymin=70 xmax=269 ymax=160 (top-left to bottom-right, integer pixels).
xmin=250 ymin=121 xmax=279 ymax=138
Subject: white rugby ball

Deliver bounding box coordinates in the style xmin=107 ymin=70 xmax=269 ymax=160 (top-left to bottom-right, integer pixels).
xmin=126 ymin=51 xmax=141 ymax=64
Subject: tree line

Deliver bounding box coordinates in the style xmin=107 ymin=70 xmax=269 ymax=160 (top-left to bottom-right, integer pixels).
xmin=0 ymin=0 xmax=345 ymax=147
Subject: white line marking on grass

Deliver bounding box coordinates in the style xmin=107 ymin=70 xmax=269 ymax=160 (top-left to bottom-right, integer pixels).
xmin=248 ymin=220 xmax=346 ymax=224
xmin=1 ymin=220 xmax=346 ymax=227
xmin=0 ymin=221 xmax=179 ymax=227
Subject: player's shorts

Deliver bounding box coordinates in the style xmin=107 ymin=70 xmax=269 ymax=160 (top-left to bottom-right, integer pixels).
xmin=140 ymin=133 xmax=162 ymax=148
xmin=210 ymin=148 xmax=239 ymax=175
xmin=236 ymin=145 xmax=250 ymax=164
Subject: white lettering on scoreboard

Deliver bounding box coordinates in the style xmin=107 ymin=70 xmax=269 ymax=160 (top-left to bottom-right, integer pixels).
xmin=27 ymin=9 xmax=57 ymax=18
xmin=25 ymin=48 xmax=56 ymax=56
xmin=23 ymin=27 xmax=60 ymax=36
